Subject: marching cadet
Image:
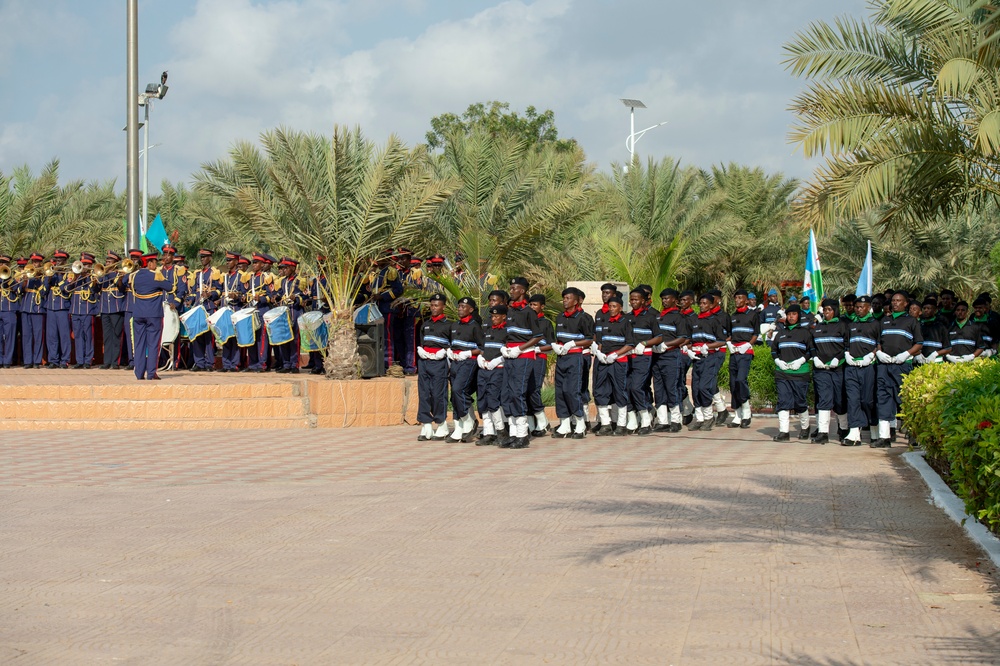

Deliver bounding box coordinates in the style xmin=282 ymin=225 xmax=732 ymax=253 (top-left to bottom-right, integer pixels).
xmin=0 ymin=254 xmax=21 ymax=368
xmin=652 ymin=288 xmax=690 ymax=432
xmin=97 ymin=252 xmax=126 ymax=368
xmin=872 ymin=291 xmax=923 ymax=448
xmin=218 ymin=252 xmax=244 ymax=372
xmin=771 ymin=304 xmax=814 ymax=441
xmin=66 ymin=253 xmax=100 ymax=368
xmin=840 ymin=294 xmax=857 ymax=322
xmin=945 ymin=301 xmax=984 ymax=363
xmin=448 ymin=296 xmax=485 ymax=442
xmin=272 ymin=258 xmax=306 ymax=373
xmin=478 ymin=289 xmax=509 ymax=426
xmin=20 ymin=253 xmax=46 ymax=368
xmin=916 ymin=298 xmax=950 ymax=365
xmin=937 ymin=289 xmax=957 ymax=326
xmin=500 ymin=277 xmax=544 ymax=449
xmin=810 ymin=299 xmax=849 ymax=444
xmin=759 ymin=288 xmax=783 ymax=343
xmin=131 ymin=252 xmax=170 ymax=380
xmin=416 ymin=293 xmax=451 ymax=441
xmin=550 ymin=287 xmax=593 ymax=439
xmin=707 ymin=288 xmax=731 ymax=425
xmin=186 ymin=249 xmax=223 ymax=371
xmin=626 ymin=287 xmax=662 ymax=435
xmin=678 ymin=290 xmax=698 ymax=423
xmin=726 ymin=289 xmax=759 ymax=429
xmin=592 ymin=293 xmax=633 ymax=436
xmin=527 ymin=294 xmax=555 ymax=436
xmin=121 ymin=248 xmax=144 ymax=370
xmin=686 ymin=293 xmax=727 ymax=431
xmin=842 ymin=296 xmax=880 ymax=446
xmin=44 ymin=250 xmax=72 ymax=368
xmin=591 ymin=283 xmax=619 ymax=431
xmin=244 ymin=253 xmax=276 ymax=372
xmin=972 ymin=295 xmax=999 ymax=356
xmin=477 ymin=304 xmax=509 ymax=446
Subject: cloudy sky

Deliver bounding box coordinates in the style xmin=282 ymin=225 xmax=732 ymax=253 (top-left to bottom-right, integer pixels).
xmin=0 ymin=0 xmax=868 ymax=192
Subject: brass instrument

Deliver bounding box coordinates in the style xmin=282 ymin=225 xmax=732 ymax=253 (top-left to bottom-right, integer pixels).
xmin=42 ymin=262 xmax=71 ymax=278
xmin=92 ymin=263 xmax=107 ymax=279
xmin=120 ymin=259 xmax=136 ymax=274
xmin=0 ymin=266 xmax=11 ymax=281
xmin=71 ymin=260 xmax=85 ymax=275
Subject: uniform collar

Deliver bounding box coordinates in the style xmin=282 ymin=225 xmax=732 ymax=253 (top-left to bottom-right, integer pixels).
xmin=563 ymin=306 xmax=581 ymax=317
xmin=600 ymin=303 xmax=609 ymax=313
xmin=431 ymin=314 xmax=447 ymax=323
xmin=460 ymin=314 xmax=473 ymax=324
xmin=510 ymin=300 xmax=527 ymax=309
xmin=608 ymin=313 xmax=622 ymax=322
xmin=630 ymin=307 xmax=646 ymax=317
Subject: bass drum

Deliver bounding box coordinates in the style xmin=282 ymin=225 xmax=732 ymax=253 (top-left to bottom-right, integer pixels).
xmin=159 ymin=303 xmax=181 ymax=372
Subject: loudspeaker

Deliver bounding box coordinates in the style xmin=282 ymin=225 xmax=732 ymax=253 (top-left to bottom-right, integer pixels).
xmin=356 ymin=320 xmax=385 ymax=378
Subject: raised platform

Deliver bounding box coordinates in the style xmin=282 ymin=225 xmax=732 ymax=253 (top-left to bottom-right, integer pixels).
xmin=0 ymin=369 xmax=419 ymax=430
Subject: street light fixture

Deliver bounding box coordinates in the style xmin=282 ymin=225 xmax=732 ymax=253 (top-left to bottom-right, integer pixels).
xmin=621 ymin=98 xmax=667 ymax=165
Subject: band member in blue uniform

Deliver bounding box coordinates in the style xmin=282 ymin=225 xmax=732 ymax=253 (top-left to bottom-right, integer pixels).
xmin=244 ymin=253 xmax=276 ymax=372
xmin=448 ymin=296 xmax=485 ymax=442
xmin=273 ymin=257 xmax=306 ymax=373
xmin=304 ymin=255 xmax=329 ymax=375
xmin=121 ymin=248 xmax=144 ymax=370
xmin=131 ymin=252 xmax=170 ymax=380
xmin=416 ymin=293 xmax=451 ymax=441
xmin=96 ymin=251 xmax=127 ymax=368
xmin=43 ymin=250 xmax=72 ymax=368
xmin=219 ymin=252 xmax=245 ymax=372
xmin=66 ymin=253 xmax=100 ymax=368
xmin=19 ymin=253 xmax=46 ymax=368
xmin=501 ymin=277 xmax=544 ymax=449
xmin=186 ymin=249 xmax=223 ymax=371
xmin=0 ymin=254 xmax=21 ymax=368
xmin=551 ymin=287 xmax=594 ymax=439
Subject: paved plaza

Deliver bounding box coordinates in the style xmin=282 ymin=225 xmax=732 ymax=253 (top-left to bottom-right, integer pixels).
xmin=2 ymin=422 xmax=999 ymax=664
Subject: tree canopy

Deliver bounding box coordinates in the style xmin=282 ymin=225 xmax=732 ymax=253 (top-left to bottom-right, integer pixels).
xmin=425 ymin=101 xmax=578 ymax=152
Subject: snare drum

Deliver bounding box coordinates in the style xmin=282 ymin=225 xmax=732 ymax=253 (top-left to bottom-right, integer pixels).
xmin=179 ymin=305 xmax=209 ymax=339
xmin=208 ymin=307 xmax=235 ymax=344
xmin=262 ymin=305 xmax=294 ymax=346
xmin=298 ymin=311 xmax=328 ymax=352
xmin=161 ymin=302 xmax=180 ymax=343
xmin=232 ymin=307 xmax=260 ymax=348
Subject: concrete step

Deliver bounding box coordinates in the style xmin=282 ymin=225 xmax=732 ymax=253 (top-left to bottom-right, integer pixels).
xmin=10 ymin=383 xmax=302 ymax=401
xmin=0 ymin=398 xmax=309 ymax=421
xmin=0 ymin=416 xmax=316 ymax=431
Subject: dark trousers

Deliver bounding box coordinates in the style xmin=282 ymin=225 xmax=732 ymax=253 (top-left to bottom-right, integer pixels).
xmin=449 ymin=358 xmax=477 ymax=419
xmin=680 ymin=355 xmax=693 ymax=403
xmin=0 ymin=311 xmax=16 ymax=366
xmin=845 ymin=365 xmax=876 ymax=429
xmin=124 ymin=312 xmax=135 ymax=364
xmin=190 ymin=331 xmax=215 ymax=369
xmin=477 ymin=366 xmax=505 ymax=413
xmin=274 ymin=339 xmax=299 ymax=371
xmin=593 ymin=360 xmax=628 ymax=408
xmin=813 ymin=367 xmax=845 ymax=413
xmin=652 ymin=351 xmax=682 ymax=407
xmin=628 ymin=354 xmax=654 ymax=411
xmin=101 ymin=312 xmax=124 ymax=366
xmin=20 ymin=313 xmax=44 ymax=365
xmin=527 ymin=357 xmax=546 ymax=414
xmin=248 ymin=328 xmax=269 ymax=370
xmin=382 ymin=310 xmax=395 ymax=368
xmin=554 ymin=353 xmax=585 ymax=419
xmin=395 ymin=310 xmax=419 ymax=373
xmin=691 ymin=353 xmax=724 ymax=407
xmin=45 ymin=309 xmax=71 ymax=366
xmin=776 ymin=375 xmax=809 ymax=412
xmin=133 ymin=316 xmax=164 ymax=380
xmin=502 ymin=356 xmax=532 ymax=417
xmin=222 ymin=338 xmax=241 ymax=370
xmin=581 ymin=355 xmax=592 ymax=406
xmin=417 ymin=357 xmax=448 ymax=423
xmin=876 ymin=363 xmax=909 ymax=422
xmin=71 ymin=314 xmax=94 ymax=366
xmin=729 ymin=353 xmax=752 ymax=409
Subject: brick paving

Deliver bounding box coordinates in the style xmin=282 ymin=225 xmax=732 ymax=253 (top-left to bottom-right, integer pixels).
xmin=2 ymin=424 xmax=999 ymax=664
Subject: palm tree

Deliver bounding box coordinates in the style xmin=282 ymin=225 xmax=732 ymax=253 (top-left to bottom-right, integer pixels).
xmin=195 ymin=126 xmax=453 ymax=378
xmin=784 ymin=0 xmax=1000 ymax=232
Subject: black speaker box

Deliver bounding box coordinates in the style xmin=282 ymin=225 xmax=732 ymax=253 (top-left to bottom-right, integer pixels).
xmin=356 ymin=319 xmax=385 ymax=378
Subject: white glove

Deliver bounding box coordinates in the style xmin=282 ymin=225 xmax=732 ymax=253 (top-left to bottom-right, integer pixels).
xmin=699 ymin=345 xmax=710 ymax=357
xmin=417 ymin=347 xmax=431 ymax=360
xmin=550 ymin=342 xmax=565 ymax=355
xmin=590 ymin=341 xmax=600 ymax=355
xmin=488 ymin=356 xmax=504 ymax=370
xmin=775 ymin=358 xmax=789 ymax=371
xmin=653 ymin=342 xmax=668 ymax=353
xmin=863 ymin=352 xmax=876 ymax=365
xmin=594 ymin=349 xmax=607 ymax=364
xmin=506 ymin=345 xmax=521 ymax=359
xmin=726 ymin=341 xmax=736 ymax=354
xmin=875 ymin=350 xmax=893 ymax=364
xmin=982 ymin=348 xmax=996 ymax=358
xmin=787 ymin=357 xmax=806 ymax=371
xmin=683 ymin=347 xmax=697 ymax=360
xmin=828 ymin=356 xmax=840 ymax=368
xmin=945 ymin=354 xmax=958 ymax=363
xmin=457 ymin=350 xmax=473 ymax=361
xmin=812 ymin=357 xmax=827 ymax=369
xmin=964 ymin=353 xmax=977 ymax=362
xmin=844 ymin=351 xmax=856 ymax=366
xmin=433 ymin=349 xmax=447 ymax=360
xmin=446 ymin=349 xmax=457 ymax=361
xmin=892 ymin=351 xmax=911 ymax=364
xmin=477 ymin=355 xmax=488 ymax=369
xmin=914 ymin=354 xmax=926 ymax=365
xmin=737 ymin=342 xmax=753 ymax=354
xmin=633 ymin=342 xmax=646 ymax=356
xmin=925 ymin=351 xmax=938 ymax=362
xmin=607 ymin=352 xmax=619 ymax=363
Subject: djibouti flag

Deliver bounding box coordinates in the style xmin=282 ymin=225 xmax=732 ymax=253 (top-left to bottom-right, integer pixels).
xmin=802 ymin=229 xmax=823 ymax=314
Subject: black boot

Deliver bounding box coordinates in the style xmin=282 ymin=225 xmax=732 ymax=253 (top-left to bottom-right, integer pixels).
xmin=772 ymin=432 xmax=790 ymax=442
xmin=813 ymin=433 xmax=829 ymax=445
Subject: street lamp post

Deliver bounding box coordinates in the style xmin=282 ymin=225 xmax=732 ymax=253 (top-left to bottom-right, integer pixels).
xmin=139 ymin=73 xmax=168 ymax=242
xmin=620 ymin=98 xmax=667 ymax=166
xmin=126 ymin=0 xmax=140 ymax=251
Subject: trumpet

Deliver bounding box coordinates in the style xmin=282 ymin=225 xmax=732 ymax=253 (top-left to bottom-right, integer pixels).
xmin=120 ymin=259 xmax=136 ymax=274
xmin=42 ymin=262 xmax=71 ymax=277
xmin=91 ymin=263 xmax=107 ymax=279
xmin=71 ymin=260 xmax=86 ymax=275
xmin=0 ymin=265 xmax=11 ymax=281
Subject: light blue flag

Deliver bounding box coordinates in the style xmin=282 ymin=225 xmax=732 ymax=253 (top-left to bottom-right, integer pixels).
xmin=802 ymin=229 xmax=823 ymax=314
xmin=144 ymin=213 xmax=168 ymax=252
xmin=856 ymin=240 xmax=873 ymax=297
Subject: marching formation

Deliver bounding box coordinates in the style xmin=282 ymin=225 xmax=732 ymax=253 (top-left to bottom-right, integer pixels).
xmin=412 ymin=279 xmax=1000 ymax=450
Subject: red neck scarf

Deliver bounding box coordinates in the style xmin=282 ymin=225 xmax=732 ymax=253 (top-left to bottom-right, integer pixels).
xmin=600 ymin=303 xmax=610 ymax=313
xmin=698 ymin=306 xmax=720 ymax=320
xmin=631 ymin=307 xmax=646 ymax=317
xmin=492 ymin=321 xmax=506 ymax=330
xmin=431 ymin=314 xmax=446 ymax=323
xmin=564 ymin=306 xmax=582 ymax=317
xmin=609 ymin=313 xmax=622 ymax=323
xmin=536 ymin=311 xmax=545 ymax=319
xmin=681 ymin=307 xmax=694 ymax=316
xmin=661 ymin=306 xmax=678 ymax=316
xmin=510 ymin=300 xmax=527 ymax=309
xmin=460 ymin=315 xmax=473 ymax=324
xmin=736 ymin=306 xmax=748 ymax=313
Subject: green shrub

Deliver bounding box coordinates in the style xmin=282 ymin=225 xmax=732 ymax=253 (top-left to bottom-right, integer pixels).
xmin=900 ymin=362 xmax=981 ymax=460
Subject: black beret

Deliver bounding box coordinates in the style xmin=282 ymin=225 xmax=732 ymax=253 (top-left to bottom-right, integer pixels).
xmin=637 ymin=284 xmax=653 ymax=294
xmin=600 ymin=283 xmax=618 ymax=292
xmin=956 ymin=300 xmax=969 ymax=309
xmin=841 ymin=294 xmax=856 ymax=303
xmin=734 ymin=289 xmax=748 ymax=297
xmin=660 ymin=288 xmax=679 ymax=298
xmin=921 ymin=298 xmax=937 ymax=307
xmin=528 ymin=294 xmax=545 ymax=304
xmin=629 ymin=288 xmax=644 ymax=296
xmin=785 ymin=304 xmax=801 ymax=314
xmin=856 ymin=295 xmax=872 ymax=304
xmin=698 ymin=293 xmax=714 ymax=302
xmin=973 ymin=296 xmax=989 ymax=307
xmin=821 ymin=298 xmax=839 ymax=309
xmin=429 ymin=293 xmax=446 ymax=303
xmin=457 ymin=296 xmax=476 ymax=307
xmin=509 ymin=277 xmax=529 ymax=288
xmin=679 ymin=290 xmax=695 ymax=298
xmin=978 ymin=292 xmax=993 ymax=302
xmin=489 ymin=304 xmax=507 ymax=315
xmin=607 ymin=294 xmax=623 ymax=305
xmin=940 ymin=289 xmax=956 ymax=297
xmin=708 ymin=289 xmax=722 ymax=297
xmin=488 ymin=289 xmax=509 ymax=300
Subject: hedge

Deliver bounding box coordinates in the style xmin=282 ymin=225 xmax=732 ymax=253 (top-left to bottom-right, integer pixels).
xmin=900 ymin=359 xmax=1000 ymax=532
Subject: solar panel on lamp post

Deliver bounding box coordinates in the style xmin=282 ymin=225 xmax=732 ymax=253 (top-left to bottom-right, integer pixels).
xmin=620 ymin=98 xmax=667 ymax=170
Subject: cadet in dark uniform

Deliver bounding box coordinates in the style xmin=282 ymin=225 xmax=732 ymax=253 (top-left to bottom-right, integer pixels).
xmin=842 ymin=296 xmax=880 ymax=446
xmin=770 ymin=304 xmax=814 ymax=441
xmin=678 ymin=290 xmax=698 ymax=422
xmin=416 ymin=293 xmax=451 ymax=441
xmin=840 ymin=294 xmax=857 ymax=322
xmin=527 ymin=294 xmax=555 ymax=436
xmin=66 ymin=253 xmax=100 ymax=368
xmin=501 ymin=277 xmax=543 ymax=449
xmin=448 ymin=296 xmax=485 ymax=442
xmin=938 ymin=290 xmax=957 ymax=326
xmin=131 ymin=253 xmax=170 ymax=380
xmin=727 ymin=289 xmax=759 ymax=428
xmin=759 ymin=288 xmax=784 ymax=344
xmin=593 ymin=294 xmax=633 ymax=435
xmin=477 ymin=304 xmax=508 ymax=446
xmin=872 ymin=290 xmax=923 ymax=447
xmin=626 ymin=287 xmax=662 ymax=435
xmin=686 ymin=294 xmax=727 ymax=430
xmin=945 ymin=301 xmax=984 ymax=363
xmin=551 ymin=287 xmax=593 ymax=438
xmin=916 ymin=298 xmax=949 ymax=365
xmin=591 ymin=283 xmax=618 ymax=432
xmin=652 ymin=288 xmax=690 ymax=432
xmin=972 ymin=295 xmax=999 ymax=356
xmin=810 ymin=299 xmax=849 ymax=443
